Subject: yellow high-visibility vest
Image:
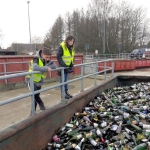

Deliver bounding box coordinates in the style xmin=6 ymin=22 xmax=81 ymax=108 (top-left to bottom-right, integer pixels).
xmin=60 ymin=42 xmax=75 ymax=66
xmin=26 ymin=58 xmax=46 ymax=82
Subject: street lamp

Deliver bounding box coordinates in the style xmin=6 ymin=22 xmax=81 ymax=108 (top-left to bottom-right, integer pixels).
xmin=27 ymin=1 xmax=32 ymax=51
xmin=103 ymin=1 xmax=106 ymax=54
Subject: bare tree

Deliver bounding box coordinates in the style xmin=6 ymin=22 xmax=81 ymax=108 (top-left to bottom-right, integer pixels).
xmin=44 ymin=0 xmax=150 ymax=54
xmin=31 ymin=36 xmax=43 ymax=44
xmin=44 ymin=15 xmax=64 ymax=51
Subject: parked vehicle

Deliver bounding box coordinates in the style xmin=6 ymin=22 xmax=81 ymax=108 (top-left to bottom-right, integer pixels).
xmin=130 ymin=48 xmax=150 ymax=59
xmin=144 ymin=50 xmax=150 ymax=58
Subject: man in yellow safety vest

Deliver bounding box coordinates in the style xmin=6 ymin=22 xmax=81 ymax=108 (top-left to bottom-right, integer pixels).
xmin=26 ymin=47 xmax=56 ymax=111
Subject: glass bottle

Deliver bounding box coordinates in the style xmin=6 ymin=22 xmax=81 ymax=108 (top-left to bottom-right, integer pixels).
xmin=83 ymin=116 xmax=93 ymax=124
xmin=136 ymin=133 xmax=146 ymax=141
xmin=52 ymin=135 xmax=60 ymax=142
xmin=65 ymin=123 xmax=74 ymax=128
xmin=116 ymin=121 xmax=122 ymax=134
xmin=67 ymin=128 xmax=80 ymax=136
xmin=106 ymin=145 xmax=113 ymax=150
xmin=88 ymin=137 xmax=99 ymax=147
xmin=80 ymin=126 xmax=94 ymax=131
xmin=117 ymin=109 xmax=130 ymax=119
xmin=84 ymin=131 xmax=96 ymax=139
xmin=75 ymin=138 xmax=85 ymax=150
xmin=70 ymin=133 xmax=83 ymax=141
xmin=102 ymin=122 xmax=113 ymax=134
xmin=55 ymin=125 xmax=66 ymax=135
xmin=98 ymin=106 xmax=106 ymax=112
xmin=132 ymin=134 xmax=137 ymax=145
xmin=48 ymin=142 xmax=63 ymax=149
xmin=75 ymin=112 xmax=87 ymax=117
xmin=96 ymin=127 xmax=105 ymax=143
xmin=61 ymin=143 xmax=77 ymax=150
xmin=124 ymin=127 xmax=134 ymax=134
xmin=139 ymin=122 xmax=150 ymax=129
xmin=130 ymin=123 xmax=142 ymax=133
xmin=99 ymin=112 xmax=112 ymax=117
xmin=132 ymin=143 xmax=147 ymax=150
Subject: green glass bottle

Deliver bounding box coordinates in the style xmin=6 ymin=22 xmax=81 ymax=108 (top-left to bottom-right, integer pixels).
xmin=136 ymin=133 xmax=146 ymax=141
xmin=98 ymin=112 xmax=112 ymax=118
xmin=98 ymin=106 xmax=106 ymax=112
xmin=143 ymin=130 xmax=150 ymax=137
xmin=67 ymin=128 xmax=80 ymax=136
xmin=131 ymin=123 xmax=142 ymax=133
xmin=132 ymin=143 xmax=147 ymax=150
xmin=106 ymin=145 xmax=113 ymax=150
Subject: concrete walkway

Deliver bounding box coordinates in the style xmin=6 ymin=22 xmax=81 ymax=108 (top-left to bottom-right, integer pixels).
xmin=0 ymin=68 xmax=150 ymax=130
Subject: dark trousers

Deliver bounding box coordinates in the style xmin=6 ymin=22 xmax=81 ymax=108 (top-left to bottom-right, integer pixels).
xmin=34 ymin=84 xmax=43 ymax=103
xmin=28 ymin=83 xmax=43 ymax=110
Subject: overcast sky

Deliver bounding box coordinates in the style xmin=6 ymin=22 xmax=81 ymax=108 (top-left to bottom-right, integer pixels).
xmin=0 ymin=0 xmax=150 ymax=49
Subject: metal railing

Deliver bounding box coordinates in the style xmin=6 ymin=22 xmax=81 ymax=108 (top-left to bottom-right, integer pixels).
xmin=0 ymin=58 xmax=82 ymax=84
xmin=0 ymin=59 xmax=114 ymax=115
xmin=0 ymin=61 xmax=30 ymax=76
xmin=84 ymin=53 xmax=131 ymax=60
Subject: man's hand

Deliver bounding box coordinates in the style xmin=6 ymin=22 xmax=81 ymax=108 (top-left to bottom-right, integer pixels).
xmin=48 ymin=68 xmax=51 ymax=72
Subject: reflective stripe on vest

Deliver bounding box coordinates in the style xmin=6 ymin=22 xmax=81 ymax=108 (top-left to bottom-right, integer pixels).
xmin=60 ymin=42 xmax=75 ymax=66
xmin=26 ymin=58 xmax=46 ymax=82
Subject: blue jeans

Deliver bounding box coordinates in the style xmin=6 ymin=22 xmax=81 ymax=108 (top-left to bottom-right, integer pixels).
xmin=60 ymin=72 xmax=69 ymax=91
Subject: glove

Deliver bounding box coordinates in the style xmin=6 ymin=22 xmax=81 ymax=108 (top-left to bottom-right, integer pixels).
xmin=57 ymin=70 xmax=61 ymax=76
xmin=67 ymin=67 xmax=73 ymax=73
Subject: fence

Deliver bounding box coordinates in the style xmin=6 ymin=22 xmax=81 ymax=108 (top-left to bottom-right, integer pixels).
xmin=0 ymin=58 xmax=82 ymax=84
xmin=0 ymin=59 xmax=114 ymax=115
xmin=84 ymin=53 xmax=131 ymax=61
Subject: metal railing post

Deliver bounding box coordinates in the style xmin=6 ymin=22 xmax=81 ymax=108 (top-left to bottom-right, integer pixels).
xmin=61 ymin=68 xmax=65 ymax=101
xmin=94 ymin=61 xmax=98 ymax=85
xmin=80 ymin=65 xmax=84 ymax=92
xmin=104 ymin=61 xmax=106 ymax=80
xmin=30 ymin=73 xmax=36 ymax=115
xmin=111 ymin=60 xmax=114 ymax=77
xmin=4 ymin=63 xmax=8 ymax=83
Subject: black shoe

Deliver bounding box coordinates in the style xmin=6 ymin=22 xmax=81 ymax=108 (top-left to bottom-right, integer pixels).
xmin=65 ymin=94 xmax=71 ymax=99
xmin=65 ymin=90 xmax=73 ymax=98
xmin=39 ymin=102 xmax=46 ymax=110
